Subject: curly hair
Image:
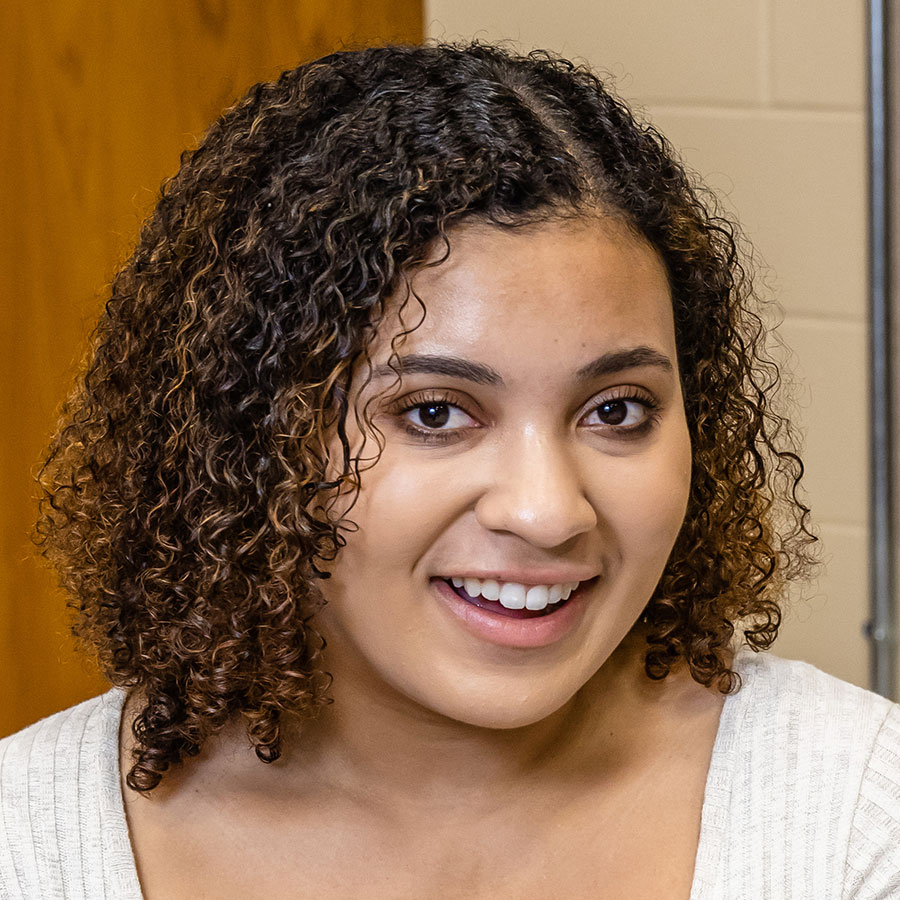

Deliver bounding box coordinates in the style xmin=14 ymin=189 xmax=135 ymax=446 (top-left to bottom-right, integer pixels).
xmin=33 ymin=41 xmax=816 ymax=792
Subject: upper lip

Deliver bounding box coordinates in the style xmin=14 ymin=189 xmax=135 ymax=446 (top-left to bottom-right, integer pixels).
xmin=435 ymin=572 xmax=599 ymax=586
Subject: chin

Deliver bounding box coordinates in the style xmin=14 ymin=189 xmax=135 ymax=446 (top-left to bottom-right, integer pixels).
xmin=411 ymin=678 xmax=586 ymax=731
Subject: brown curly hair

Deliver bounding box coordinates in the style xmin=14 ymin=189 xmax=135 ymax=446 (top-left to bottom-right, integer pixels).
xmin=33 ymin=42 xmax=816 ymax=792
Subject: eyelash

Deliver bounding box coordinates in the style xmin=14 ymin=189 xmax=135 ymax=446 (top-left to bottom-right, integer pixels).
xmin=391 ymin=388 xmax=662 ymax=445
xmin=393 ymin=391 xmax=474 ymax=445
xmin=582 ymin=386 xmax=662 ymax=437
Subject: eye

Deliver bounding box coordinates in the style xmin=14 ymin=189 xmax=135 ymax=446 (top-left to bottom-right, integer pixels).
xmin=404 ymin=401 xmax=476 ymax=431
xmin=579 ymin=389 xmax=660 ymax=433
xmin=394 ymin=393 xmax=480 ymax=443
xmin=584 ymin=399 xmax=646 ymax=427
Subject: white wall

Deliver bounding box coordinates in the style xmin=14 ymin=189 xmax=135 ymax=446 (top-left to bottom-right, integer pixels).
xmin=426 ymin=0 xmax=871 ymax=687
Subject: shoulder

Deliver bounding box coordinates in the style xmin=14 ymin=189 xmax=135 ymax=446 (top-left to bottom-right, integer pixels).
xmin=844 ymin=701 xmax=900 ymax=897
xmin=727 ymin=649 xmax=898 ymax=794
xmin=0 ymin=690 xmax=139 ymax=898
xmin=707 ymin=650 xmax=900 ymax=897
xmin=731 ymin=648 xmax=894 ymax=739
xmin=0 ymin=689 xmax=126 ymax=799
xmin=0 ymin=690 xmax=125 ymax=820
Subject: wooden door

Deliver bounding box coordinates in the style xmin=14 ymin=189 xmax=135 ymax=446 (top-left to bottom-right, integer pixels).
xmin=0 ymin=0 xmax=422 ymax=738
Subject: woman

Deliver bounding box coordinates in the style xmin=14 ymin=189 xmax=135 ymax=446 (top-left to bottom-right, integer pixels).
xmin=2 ymin=42 xmax=898 ymax=899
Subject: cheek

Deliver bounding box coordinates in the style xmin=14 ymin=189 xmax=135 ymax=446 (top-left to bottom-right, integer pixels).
xmin=605 ymin=432 xmax=692 ymax=557
xmin=326 ymin=450 xmax=468 ymax=576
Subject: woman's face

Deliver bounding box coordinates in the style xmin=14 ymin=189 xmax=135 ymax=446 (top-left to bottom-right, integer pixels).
xmin=317 ymin=217 xmax=692 ymax=729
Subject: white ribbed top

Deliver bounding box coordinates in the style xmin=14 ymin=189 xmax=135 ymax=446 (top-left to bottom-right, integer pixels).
xmin=1 ymin=651 xmax=899 ymax=899
xmin=690 ymin=651 xmax=900 ymax=899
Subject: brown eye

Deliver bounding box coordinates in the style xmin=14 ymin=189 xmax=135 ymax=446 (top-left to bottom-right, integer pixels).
xmin=581 ymin=396 xmax=654 ymax=430
xmin=392 ymin=391 xmax=481 ymax=443
xmin=597 ymin=400 xmax=629 ymax=425
xmin=416 ymin=403 xmax=451 ymax=428
xmin=400 ymin=400 xmax=477 ymax=432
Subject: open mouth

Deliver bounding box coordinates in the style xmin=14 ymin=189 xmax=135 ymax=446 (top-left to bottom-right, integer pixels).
xmin=441 ymin=577 xmax=585 ymax=620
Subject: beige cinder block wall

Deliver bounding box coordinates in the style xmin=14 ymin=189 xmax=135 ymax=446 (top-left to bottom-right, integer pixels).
xmin=426 ymin=1 xmax=871 ymax=687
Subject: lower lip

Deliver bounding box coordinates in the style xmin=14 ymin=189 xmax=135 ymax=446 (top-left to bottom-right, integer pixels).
xmin=431 ymin=578 xmax=592 ymax=649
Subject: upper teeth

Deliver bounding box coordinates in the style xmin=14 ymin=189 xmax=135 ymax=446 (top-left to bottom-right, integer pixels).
xmin=449 ymin=577 xmax=580 ymax=611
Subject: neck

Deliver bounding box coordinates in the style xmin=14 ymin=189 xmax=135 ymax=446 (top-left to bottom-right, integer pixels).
xmin=284 ymin=629 xmax=680 ymax=812
xmin=127 ymin=629 xmax=725 ymax=818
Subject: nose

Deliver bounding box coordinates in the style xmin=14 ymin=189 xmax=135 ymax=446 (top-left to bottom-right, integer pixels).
xmin=474 ymin=425 xmax=598 ymax=549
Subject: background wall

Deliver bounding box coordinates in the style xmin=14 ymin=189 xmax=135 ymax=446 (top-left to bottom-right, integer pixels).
xmin=0 ymin=0 xmax=422 ymax=739
xmin=426 ymin=1 xmax=872 ymax=687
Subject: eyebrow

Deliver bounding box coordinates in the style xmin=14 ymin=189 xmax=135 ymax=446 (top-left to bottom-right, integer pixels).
xmin=371 ymin=346 xmax=674 ymax=387
xmin=574 ymin=347 xmax=674 ymax=380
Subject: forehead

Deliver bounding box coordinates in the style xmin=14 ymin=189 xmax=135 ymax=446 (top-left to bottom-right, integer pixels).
xmin=378 ymin=218 xmax=676 ymax=368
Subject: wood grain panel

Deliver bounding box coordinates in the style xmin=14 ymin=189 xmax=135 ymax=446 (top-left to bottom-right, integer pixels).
xmin=0 ymin=0 xmax=422 ymax=738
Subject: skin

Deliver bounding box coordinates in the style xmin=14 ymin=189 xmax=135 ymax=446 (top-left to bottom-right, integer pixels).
xmin=122 ymin=217 xmax=727 ymax=900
